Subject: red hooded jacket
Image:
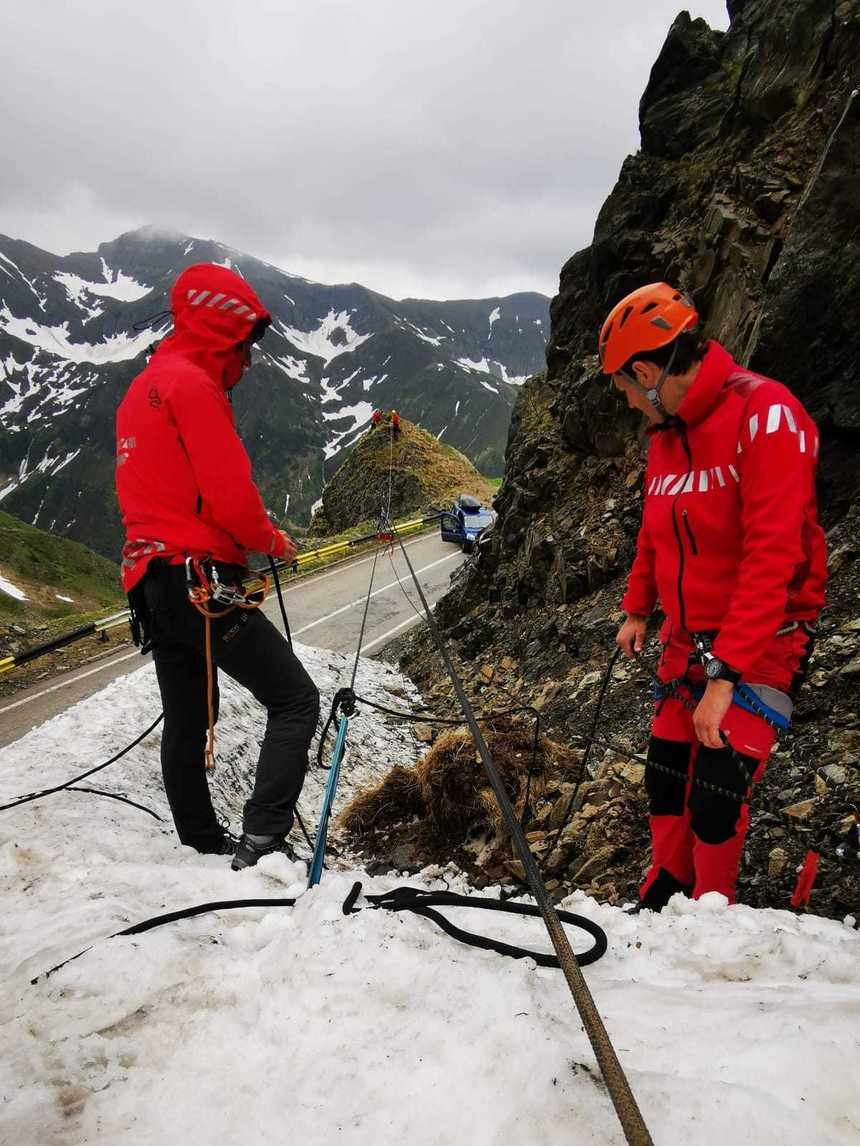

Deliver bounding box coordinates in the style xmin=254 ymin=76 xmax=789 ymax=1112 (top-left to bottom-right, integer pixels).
xmin=116 ymin=263 xmax=286 ymax=591
xmin=621 ymin=341 xmax=827 ymax=675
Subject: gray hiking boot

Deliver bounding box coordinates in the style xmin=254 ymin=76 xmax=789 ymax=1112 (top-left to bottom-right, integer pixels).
xmin=231 ymin=832 xmax=297 ymax=871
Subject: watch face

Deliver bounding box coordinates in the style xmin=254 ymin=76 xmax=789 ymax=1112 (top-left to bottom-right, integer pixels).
xmin=705 ymin=657 xmax=722 ymax=678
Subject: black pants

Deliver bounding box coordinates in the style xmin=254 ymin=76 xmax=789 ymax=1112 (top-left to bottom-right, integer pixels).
xmin=141 ymin=565 xmax=320 ymax=851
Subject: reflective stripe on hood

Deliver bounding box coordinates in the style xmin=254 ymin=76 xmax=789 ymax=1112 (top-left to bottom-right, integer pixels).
xmin=153 ymin=263 xmax=272 ymax=391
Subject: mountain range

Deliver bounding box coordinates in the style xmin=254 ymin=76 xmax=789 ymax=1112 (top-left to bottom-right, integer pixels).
xmin=0 ymin=226 xmax=548 ymax=559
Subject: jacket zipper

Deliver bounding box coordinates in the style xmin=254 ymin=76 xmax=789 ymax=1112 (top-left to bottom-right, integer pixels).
xmin=671 ymin=427 xmax=694 ymax=632
xmin=682 ymin=510 xmax=698 ymax=555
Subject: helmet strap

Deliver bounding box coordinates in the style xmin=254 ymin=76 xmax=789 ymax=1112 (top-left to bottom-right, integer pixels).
xmin=636 ymin=340 xmax=678 ymax=419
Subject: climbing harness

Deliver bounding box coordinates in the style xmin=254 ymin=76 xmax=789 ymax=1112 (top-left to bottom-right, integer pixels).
xmin=184 ymin=556 xmax=268 ymax=771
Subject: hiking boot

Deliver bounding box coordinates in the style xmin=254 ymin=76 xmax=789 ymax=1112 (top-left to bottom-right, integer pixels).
xmin=193 ymin=827 xmax=238 ymax=855
xmin=231 ymin=832 xmax=297 ymax=871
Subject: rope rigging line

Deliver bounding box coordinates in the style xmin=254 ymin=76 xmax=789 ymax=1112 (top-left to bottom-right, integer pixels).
xmin=382 ymin=512 xmax=653 ymax=1146
xmin=0 ymin=712 xmax=165 ymax=814
xmin=34 ymin=880 xmax=607 ymax=985
xmin=537 ymin=643 xmax=796 ymax=871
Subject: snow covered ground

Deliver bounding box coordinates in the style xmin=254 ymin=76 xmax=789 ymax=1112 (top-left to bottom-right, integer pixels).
xmin=1 ymin=645 xmax=858 ymax=1145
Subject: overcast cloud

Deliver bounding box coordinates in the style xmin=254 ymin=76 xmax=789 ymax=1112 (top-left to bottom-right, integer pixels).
xmin=1 ymin=1 xmax=729 ymax=300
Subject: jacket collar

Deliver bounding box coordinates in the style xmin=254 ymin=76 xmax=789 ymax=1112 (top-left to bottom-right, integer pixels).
xmin=673 ymin=340 xmax=737 ymax=429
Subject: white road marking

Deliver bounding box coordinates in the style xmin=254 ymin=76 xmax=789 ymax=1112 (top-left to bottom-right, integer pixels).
xmin=0 ymin=544 xmax=459 ymax=719
xmin=279 ymin=531 xmax=439 ymax=595
xmin=291 ymin=552 xmax=460 ymax=637
xmin=360 ymin=613 xmax=423 ymax=654
xmin=0 ymin=650 xmax=143 ymax=715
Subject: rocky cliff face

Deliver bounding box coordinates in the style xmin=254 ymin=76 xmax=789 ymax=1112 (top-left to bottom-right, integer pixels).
xmin=480 ymin=0 xmax=859 ymax=615
xmin=389 ymin=0 xmax=860 ymax=916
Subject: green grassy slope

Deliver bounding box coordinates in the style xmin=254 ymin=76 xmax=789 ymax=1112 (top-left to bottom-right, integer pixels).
xmin=0 ymin=510 xmax=124 ymax=624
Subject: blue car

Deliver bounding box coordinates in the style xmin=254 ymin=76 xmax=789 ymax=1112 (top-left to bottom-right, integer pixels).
xmin=440 ymin=494 xmax=497 ymax=553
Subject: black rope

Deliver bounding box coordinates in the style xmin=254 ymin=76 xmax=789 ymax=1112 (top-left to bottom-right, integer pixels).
xmin=294 ymin=807 xmax=315 ymax=851
xmin=268 ymin=555 xmax=293 ymax=647
xmin=342 ymin=882 xmax=607 ymax=969
xmin=64 ymin=787 xmax=163 ymax=821
xmin=0 ymin=713 xmax=164 ymax=813
xmin=541 ymin=649 xmax=622 ymax=873
xmin=350 ymin=542 xmax=382 ymax=690
xmin=34 ymin=897 xmax=298 ymax=982
xmin=386 ymin=544 xmax=424 ymax=621
xmin=381 ymin=513 xmax=652 ymax=1143
xmin=34 ymin=880 xmax=608 ymax=984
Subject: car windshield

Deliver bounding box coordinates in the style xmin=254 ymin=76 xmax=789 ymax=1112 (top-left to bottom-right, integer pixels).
xmin=466 ymin=512 xmax=495 ymax=528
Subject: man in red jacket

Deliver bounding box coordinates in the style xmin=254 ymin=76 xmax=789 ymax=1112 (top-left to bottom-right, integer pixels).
xmin=116 ymin=263 xmax=319 ymax=870
xmin=599 ymin=282 xmax=826 ymax=910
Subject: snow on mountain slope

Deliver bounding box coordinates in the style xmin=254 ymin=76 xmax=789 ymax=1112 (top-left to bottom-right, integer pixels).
xmin=279 ymin=308 xmax=374 ymax=364
xmin=1 ymin=649 xmax=857 ymax=1146
xmin=0 ymin=227 xmax=549 ymax=558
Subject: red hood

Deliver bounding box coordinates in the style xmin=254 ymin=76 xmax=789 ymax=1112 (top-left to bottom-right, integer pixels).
xmin=153 ymin=263 xmax=271 ymax=390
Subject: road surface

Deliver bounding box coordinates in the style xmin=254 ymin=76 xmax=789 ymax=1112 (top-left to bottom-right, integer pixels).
xmin=0 ymin=531 xmax=464 ymax=749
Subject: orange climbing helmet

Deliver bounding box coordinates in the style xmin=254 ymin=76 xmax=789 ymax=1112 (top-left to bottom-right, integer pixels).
xmin=598 ymin=282 xmax=698 ymax=375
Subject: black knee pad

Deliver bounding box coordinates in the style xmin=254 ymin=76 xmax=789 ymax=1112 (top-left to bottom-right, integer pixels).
xmin=689 ymin=746 xmax=757 ymax=845
xmin=645 ymin=737 xmax=691 ymax=816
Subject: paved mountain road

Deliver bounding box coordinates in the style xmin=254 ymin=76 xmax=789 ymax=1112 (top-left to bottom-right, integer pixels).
xmin=0 ymin=532 xmax=464 ymax=750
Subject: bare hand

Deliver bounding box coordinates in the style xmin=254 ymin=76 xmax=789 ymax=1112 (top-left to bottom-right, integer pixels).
xmin=616 ymin=614 xmax=647 ymax=658
xmin=279 ymin=530 xmax=298 ymax=564
xmin=693 ymin=680 xmax=734 ymax=749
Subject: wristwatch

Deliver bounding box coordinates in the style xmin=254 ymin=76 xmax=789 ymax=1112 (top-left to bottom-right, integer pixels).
xmin=702 ymin=654 xmax=742 ymax=685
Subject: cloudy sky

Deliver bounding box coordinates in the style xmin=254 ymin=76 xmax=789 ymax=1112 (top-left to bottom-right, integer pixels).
xmin=1 ymin=1 xmax=729 ymax=300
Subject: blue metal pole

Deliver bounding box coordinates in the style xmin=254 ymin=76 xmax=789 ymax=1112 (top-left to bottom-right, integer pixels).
xmin=308 ymin=715 xmax=349 ymax=887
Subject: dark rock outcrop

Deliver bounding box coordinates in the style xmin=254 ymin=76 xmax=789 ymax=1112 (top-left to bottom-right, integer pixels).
xmin=387 ymin=0 xmax=860 ymax=916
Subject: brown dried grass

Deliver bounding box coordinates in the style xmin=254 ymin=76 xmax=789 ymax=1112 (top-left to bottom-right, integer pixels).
xmin=338 ymin=721 xmax=581 ymax=847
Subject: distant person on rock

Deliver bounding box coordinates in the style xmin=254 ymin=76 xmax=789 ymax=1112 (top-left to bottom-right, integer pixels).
xmin=390 ymin=409 xmax=401 ymax=436
xmin=600 ymin=282 xmax=826 ymax=910
xmin=371 ymin=408 xmax=382 ymax=428
xmin=115 ymin=263 xmax=320 ymax=870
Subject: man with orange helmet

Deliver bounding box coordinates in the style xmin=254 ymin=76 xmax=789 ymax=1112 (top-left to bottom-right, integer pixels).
xmin=600 ymin=283 xmax=826 ymax=910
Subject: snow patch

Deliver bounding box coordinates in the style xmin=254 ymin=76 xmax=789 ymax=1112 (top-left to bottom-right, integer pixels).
xmin=0 ymin=308 xmax=161 ymax=365
xmin=267 ymin=353 xmax=310 ymax=384
xmin=280 ymin=310 xmax=372 ymax=366
xmin=456 ymin=356 xmax=525 ymax=387
xmin=488 ymin=306 xmax=501 ymax=337
xmin=0 ymin=573 xmax=28 ymax=601
xmin=55 ymin=594 xmax=74 ymax=603
xmin=0 ymin=657 xmax=857 ymax=1146
xmin=54 ymin=267 xmax=151 ymax=306
xmin=362 ymin=373 xmax=388 ymax=392
xmin=497 ymin=363 xmax=528 ymax=386
xmin=401 ymin=319 xmax=444 ymax=346
xmin=323 ymin=400 xmax=375 ymax=458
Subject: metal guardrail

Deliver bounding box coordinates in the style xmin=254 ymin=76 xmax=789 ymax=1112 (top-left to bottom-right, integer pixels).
xmin=0 ymin=515 xmax=440 ymax=676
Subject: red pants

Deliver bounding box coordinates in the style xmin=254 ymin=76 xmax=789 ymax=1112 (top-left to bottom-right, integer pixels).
xmin=639 ymin=626 xmax=811 ymax=909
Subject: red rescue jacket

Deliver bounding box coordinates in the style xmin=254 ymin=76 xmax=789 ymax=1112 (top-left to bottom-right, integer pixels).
xmin=116 ymin=263 xmax=286 ymax=591
xmin=622 ymin=341 xmax=827 ymax=675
